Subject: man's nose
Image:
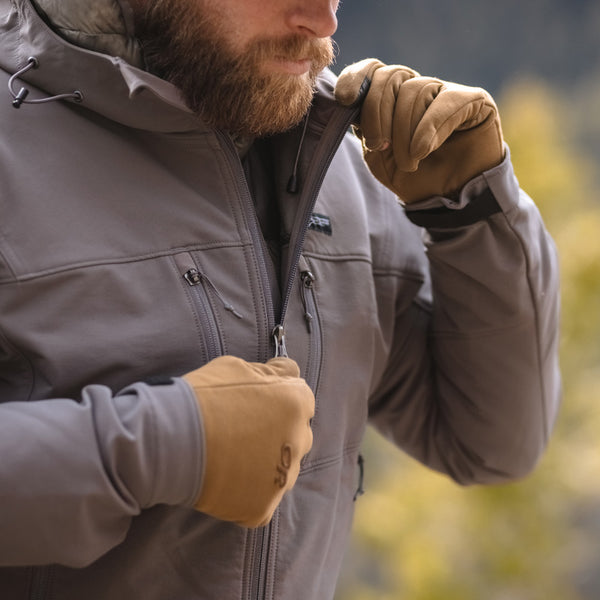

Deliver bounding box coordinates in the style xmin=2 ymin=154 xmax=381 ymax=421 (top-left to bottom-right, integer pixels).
xmin=287 ymin=1 xmax=338 ymax=38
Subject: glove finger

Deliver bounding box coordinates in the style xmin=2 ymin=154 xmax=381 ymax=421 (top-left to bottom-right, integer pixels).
xmin=409 ymin=83 xmax=498 ymax=161
xmin=183 ymin=355 xmax=249 ymax=388
xmin=389 ymin=76 xmax=443 ymax=171
xmin=359 ymin=65 xmax=419 ymax=152
xmin=334 ymin=58 xmax=387 ymax=106
xmin=264 ymin=356 xmax=301 ymax=379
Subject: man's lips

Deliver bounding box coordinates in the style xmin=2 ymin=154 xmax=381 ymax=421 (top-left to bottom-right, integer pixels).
xmin=267 ymin=57 xmax=312 ymax=75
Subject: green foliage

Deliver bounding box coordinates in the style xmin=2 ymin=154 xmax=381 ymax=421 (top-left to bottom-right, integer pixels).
xmin=336 ymin=77 xmax=600 ymax=600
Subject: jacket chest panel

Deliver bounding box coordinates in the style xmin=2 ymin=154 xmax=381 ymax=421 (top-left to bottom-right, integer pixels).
xmin=286 ymin=255 xmax=379 ymax=463
xmin=0 ymin=103 xmax=250 ymax=279
xmin=0 ymin=246 xmax=267 ymax=400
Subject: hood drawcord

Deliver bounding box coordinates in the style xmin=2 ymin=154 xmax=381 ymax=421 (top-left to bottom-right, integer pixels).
xmin=286 ymin=107 xmax=311 ymax=194
xmin=9 ymin=57 xmax=83 ymax=109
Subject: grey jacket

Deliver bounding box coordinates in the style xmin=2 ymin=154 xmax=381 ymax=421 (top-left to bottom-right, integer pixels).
xmin=0 ymin=1 xmax=561 ymax=598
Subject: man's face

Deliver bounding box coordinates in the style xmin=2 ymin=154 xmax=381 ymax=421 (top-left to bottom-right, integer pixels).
xmin=134 ymin=0 xmax=338 ymax=136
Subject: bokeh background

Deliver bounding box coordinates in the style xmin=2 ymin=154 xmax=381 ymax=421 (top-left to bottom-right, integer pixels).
xmin=331 ymin=1 xmax=600 ymax=598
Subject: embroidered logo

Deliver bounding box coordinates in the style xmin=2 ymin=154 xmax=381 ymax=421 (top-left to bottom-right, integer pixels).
xmin=307 ymin=213 xmax=332 ymax=236
xmin=274 ymin=444 xmax=293 ymax=488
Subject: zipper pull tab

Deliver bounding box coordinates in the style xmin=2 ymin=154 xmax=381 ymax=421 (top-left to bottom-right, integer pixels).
xmin=183 ymin=268 xmax=243 ymax=319
xmin=300 ymin=270 xmax=315 ymax=333
xmin=183 ymin=268 xmax=202 ymax=285
xmin=272 ymin=325 xmax=288 ymax=358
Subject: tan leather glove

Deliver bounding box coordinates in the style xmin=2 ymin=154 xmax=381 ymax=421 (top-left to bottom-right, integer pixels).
xmin=335 ymin=58 xmax=505 ymax=203
xmin=183 ymin=355 xmax=314 ymax=528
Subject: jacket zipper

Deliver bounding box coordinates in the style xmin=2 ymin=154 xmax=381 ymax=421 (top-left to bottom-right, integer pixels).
xmin=299 ymin=268 xmax=322 ymax=392
xmin=183 ymin=267 xmax=244 ymax=319
xmin=218 ymin=101 xmax=360 ymax=600
xmin=299 ymin=270 xmax=315 ymax=334
xmin=176 ymin=253 xmax=242 ymax=362
xmin=271 ymin=103 xmax=361 ymax=363
xmin=249 ymin=521 xmax=275 ymax=600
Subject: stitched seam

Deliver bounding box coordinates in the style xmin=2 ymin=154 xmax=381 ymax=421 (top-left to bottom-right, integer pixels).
xmin=301 ymin=251 xmax=371 ymax=263
xmin=146 ymin=391 xmax=159 ymax=507
xmin=303 ymin=252 xmax=426 ymax=284
xmin=432 ymin=316 xmax=535 ymax=339
xmin=300 ymin=442 xmax=361 ymax=474
xmin=372 ymin=269 xmax=425 ymax=283
xmin=502 ymin=214 xmax=550 ymax=443
xmin=0 ymin=241 xmax=252 ymax=283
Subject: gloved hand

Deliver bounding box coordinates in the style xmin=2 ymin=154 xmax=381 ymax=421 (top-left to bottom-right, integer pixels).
xmin=335 ymin=58 xmax=505 ymax=203
xmin=183 ymin=355 xmax=314 ymax=528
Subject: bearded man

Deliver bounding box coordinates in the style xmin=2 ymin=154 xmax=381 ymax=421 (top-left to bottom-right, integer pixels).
xmin=0 ymin=1 xmax=560 ymax=599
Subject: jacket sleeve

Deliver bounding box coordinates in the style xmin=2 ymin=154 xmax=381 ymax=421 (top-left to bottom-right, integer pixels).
xmin=368 ymin=147 xmax=561 ymax=485
xmin=0 ymin=378 xmax=204 ymax=567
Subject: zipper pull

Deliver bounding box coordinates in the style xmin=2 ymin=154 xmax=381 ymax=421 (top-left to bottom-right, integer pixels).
xmin=272 ymin=325 xmax=288 ymax=358
xmin=183 ymin=268 xmax=202 ymax=285
xmin=183 ymin=268 xmax=243 ymax=319
xmin=300 ymin=270 xmax=315 ymax=333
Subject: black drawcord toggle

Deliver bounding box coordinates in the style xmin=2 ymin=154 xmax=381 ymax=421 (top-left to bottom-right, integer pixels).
xmin=9 ymin=57 xmax=83 ymax=109
xmin=353 ymin=454 xmax=365 ymax=501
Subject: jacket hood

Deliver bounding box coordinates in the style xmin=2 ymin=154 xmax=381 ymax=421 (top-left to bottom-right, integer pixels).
xmin=30 ymin=0 xmax=143 ymax=68
xmin=0 ymin=0 xmax=208 ymax=132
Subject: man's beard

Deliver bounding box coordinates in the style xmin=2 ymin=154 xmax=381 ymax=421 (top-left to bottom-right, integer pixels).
xmin=135 ymin=1 xmax=335 ymax=137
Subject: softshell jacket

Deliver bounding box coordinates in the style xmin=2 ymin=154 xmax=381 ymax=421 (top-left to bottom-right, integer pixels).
xmin=0 ymin=1 xmax=561 ymax=599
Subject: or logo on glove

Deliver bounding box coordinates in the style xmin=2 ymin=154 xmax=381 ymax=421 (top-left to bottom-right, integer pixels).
xmin=183 ymin=356 xmax=314 ymax=528
xmin=335 ymin=58 xmax=505 ymax=203
xmin=275 ymin=443 xmax=293 ymax=488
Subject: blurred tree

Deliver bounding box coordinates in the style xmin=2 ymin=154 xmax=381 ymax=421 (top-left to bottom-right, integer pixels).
xmin=335 ymin=77 xmax=600 ymax=600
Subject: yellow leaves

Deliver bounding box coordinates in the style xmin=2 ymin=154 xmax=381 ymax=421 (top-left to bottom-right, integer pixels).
xmin=498 ymin=78 xmax=595 ymax=234
xmin=556 ymin=208 xmax=600 ymax=366
xmin=338 ymin=74 xmax=600 ymax=600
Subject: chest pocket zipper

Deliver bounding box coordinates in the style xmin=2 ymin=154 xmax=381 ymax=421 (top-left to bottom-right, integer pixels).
xmin=299 ymin=267 xmax=322 ymax=395
xmin=183 ymin=268 xmax=243 ymax=320
xmin=175 ymin=253 xmax=243 ymax=364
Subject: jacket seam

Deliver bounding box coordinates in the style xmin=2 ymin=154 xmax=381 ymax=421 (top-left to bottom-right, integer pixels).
xmin=372 ymin=269 xmax=425 ymax=283
xmin=300 ymin=442 xmax=361 ymax=474
xmin=0 ymin=241 xmax=253 ymax=283
xmin=485 ymin=159 xmax=550 ymax=441
xmin=431 ymin=315 xmax=536 ymax=339
xmin=502 ymin=213 xmax=550 ymax=444
xmin=0 ymin=242 xmax=19 ymax=281
xmin=301 ymin=251 xmax=371 ymax=263
xmin=303 ymin=251 xmax=425 ymax=284
xmin=146 ymin=391 xmax=159 ymax=507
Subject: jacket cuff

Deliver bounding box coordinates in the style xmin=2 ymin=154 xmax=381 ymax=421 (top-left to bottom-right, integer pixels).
xmin=404 ymin=144 xmax=514 ymax=229
xmin=114 ymin=377 xmax=205 ymax=509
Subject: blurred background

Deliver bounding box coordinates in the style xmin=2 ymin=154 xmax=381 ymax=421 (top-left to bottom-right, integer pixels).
xmin=331 ymin=1 xmax=600 ymax=599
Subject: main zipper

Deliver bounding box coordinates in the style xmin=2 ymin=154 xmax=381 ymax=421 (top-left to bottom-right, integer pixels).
xmin=217 ymin=101 xmax=361 ymax=600
xmin=269 ymin=102 xmax=361 ymax=364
